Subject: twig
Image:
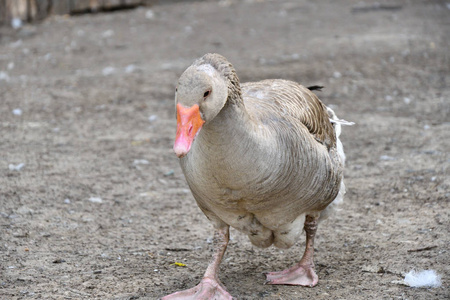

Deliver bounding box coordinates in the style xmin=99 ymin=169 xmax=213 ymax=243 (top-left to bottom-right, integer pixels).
xmin=407 ymin=245 xmax=437 ymax=253
xmin=165 ymin=248 xmax=192 ymax=252
xmin=352 ymin=4 xmax=402 ymax=14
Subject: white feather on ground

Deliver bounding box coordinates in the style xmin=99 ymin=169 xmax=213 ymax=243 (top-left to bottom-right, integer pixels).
xmin=404 ymin=270 xmax=442 ymax=288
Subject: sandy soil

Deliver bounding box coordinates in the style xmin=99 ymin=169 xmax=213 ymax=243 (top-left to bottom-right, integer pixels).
xmin=1 ymin=0 xmax=449 ymax=299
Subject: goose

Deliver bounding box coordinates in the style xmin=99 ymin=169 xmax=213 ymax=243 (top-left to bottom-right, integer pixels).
xmin=163 ymin=53 xmax=353 ymax=299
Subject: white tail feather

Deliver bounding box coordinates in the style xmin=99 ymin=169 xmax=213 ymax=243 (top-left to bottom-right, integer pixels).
xmin=321 ymin=107 xmax=354 ymax=221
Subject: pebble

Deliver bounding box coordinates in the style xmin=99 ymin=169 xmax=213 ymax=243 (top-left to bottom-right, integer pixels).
xmin=9 ymin=163 xmax=25 ymax=171
xmin=333 ymin=71 xmax=342 ymax=78
xmin=11 ymin=18 xmax=22 ymax=29
xmin=379 ymin=155 xmax=395 ymax=161
xmin=0 ymin=71 xmax=10 ymax=82
xmin=88 ymin=197 xmax=103 ymax=203
xmin=133 ymin=159 xmax=149 ymax=165
xmin=145 ymin=10 xmax=155 ymax=19
xmin=102 ymin=67 xmax=115 ymax=76
xmin=102 ymin=29 xmax=114 ymax=38
xmin=12 ymin=108 xmax=22 ymax=116
xmin=125 ymin=64 xmax=136 ymax=73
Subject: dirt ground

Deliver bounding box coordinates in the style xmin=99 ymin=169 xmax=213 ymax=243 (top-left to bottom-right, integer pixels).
xmin=1 ymin=0 xmax=449 ymax=299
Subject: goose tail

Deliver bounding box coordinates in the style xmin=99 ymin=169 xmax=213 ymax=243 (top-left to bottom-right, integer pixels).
xmin=320 ymin=107 xmax=354 ymax=221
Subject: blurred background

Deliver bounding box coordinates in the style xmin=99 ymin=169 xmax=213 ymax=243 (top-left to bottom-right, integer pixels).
xmin=1 ymin=1 xmax=175 ymax=25
xmin=1 ymin=0 xmax=449 ymax=299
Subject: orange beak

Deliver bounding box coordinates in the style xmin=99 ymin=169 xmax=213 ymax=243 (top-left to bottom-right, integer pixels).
xmin=174 ymin=103 xmax=205 ymax=158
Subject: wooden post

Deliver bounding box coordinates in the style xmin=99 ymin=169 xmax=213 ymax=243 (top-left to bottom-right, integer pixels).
xmin=35 ymin=0 xmax=52 ymax=20
xmin=69 ymin=0 xmax=92 ymax=13
xmin=0 ymin=0 xmax=5 ymax=25
xmin=5 ymin=0 xmax=29 ymax=22
xmin=51 ymin=0 xmax=71 ymax=15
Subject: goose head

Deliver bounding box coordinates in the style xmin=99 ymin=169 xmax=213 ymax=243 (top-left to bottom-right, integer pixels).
xmin=173 ymin=57 xmax=231 ymax=158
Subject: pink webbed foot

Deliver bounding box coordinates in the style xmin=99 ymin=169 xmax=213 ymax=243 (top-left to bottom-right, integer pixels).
xmin=264 ymin=264 xmax=318 ymax=287
xmin=162 ymin=277 xmax=234 ymax=300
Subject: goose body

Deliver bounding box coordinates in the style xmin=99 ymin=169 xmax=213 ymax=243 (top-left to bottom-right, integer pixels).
xmin=164 ymin=54 xmax=353 ymax=299
xmin=182 ymin=79 xmax=344 ymax=249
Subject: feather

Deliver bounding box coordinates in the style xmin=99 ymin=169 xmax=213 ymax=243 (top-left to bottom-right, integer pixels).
xmin=404 ymin=270 xmax=442 ymax=288
xmin=307 ymin=85 xmax=324 ymax=91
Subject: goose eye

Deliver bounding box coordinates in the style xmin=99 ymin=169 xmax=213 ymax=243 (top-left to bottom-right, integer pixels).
xmin=203 ymin=90 xmax=211 ymax=98
xmin=175 ymin=88 xmax=178 ymax=92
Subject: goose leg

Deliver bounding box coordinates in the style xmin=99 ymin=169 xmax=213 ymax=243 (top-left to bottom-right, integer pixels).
xmin=265 ymin=215 xmax=319 ymax=287
xmin=162 ymin=226 xmax=233 ymax=300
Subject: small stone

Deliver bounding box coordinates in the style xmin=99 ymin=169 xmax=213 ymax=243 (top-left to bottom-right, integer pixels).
xmin=0 ymin=72 xmax=11 ymax=82
xmin=88 ymin=197 xmax=103 ymax=203
xmin=125 ymin=64 xmax=136 ymax=73
xmin=102 ymin=67 xmax=115 ymax=76
xmin=11 ymin=18 xmax=22 ymax=29
xmin=145 ymin=10 xmax=155 ymax=19
xmin=9 ymin=163 xmax=25 ymax=171
xmin=13 ymin=108 xmax=22 ymax=115
xmin=102 ymin=29 xmax=114 ymax=38
xmin=379 ymin=155 xmax=395 ymax=161
xmin=133 ymin=159 xmax=149 ymax=165
xmin=164 ymin=170 xmax=174 ymax=177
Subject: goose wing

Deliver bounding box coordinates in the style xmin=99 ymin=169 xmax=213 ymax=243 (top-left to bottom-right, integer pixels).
xmin=241 ymin=79 xmax=336 ymax=149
